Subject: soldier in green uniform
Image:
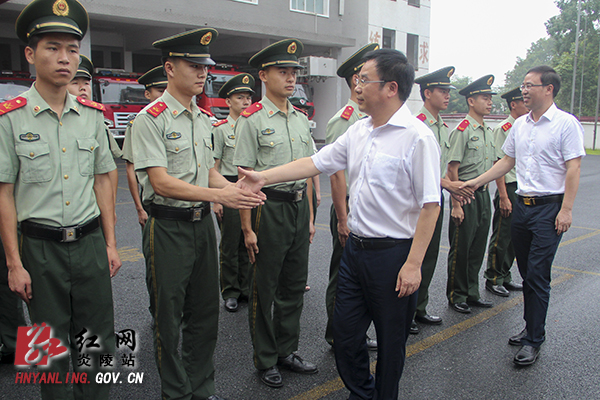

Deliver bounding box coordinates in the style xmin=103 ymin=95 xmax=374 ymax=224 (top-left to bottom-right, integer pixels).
xmin=484 ymin=87 xmax=528 ymax=296
xmin=233 ymin=39 xmax=318 ymax=388
xmin=446 ymin=75 xmax=497 ymax=314
xmin=68 ymin=54 xmax=122 ymax=205
xmin=324 ymin=42 xmax=378 ymax=348
xmin=212 ymin=73 xmax=254 ymax=312
xmin=131 ymin=28 xmax=263 ymax=400
xmin=121 ymin=66 xmax=167 ymax=227
xmin=0 ymin=1 xmax=121 ymax=398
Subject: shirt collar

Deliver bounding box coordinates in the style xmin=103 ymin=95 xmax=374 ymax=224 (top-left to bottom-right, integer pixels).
xmin=261 ymin=96 xmax=296 ymax=119
xmin=526 ymin=102 xmax=557 ymax=123
xmin=365 ymin=104 xmax=410 ymax=130
xmin=419 ymin=106 xmax=441 ymax=127
xmin=28 ymin=83 xmax=80 ymax=117
xmin=161 ymin=90 xmax=201 ymax=119
xmin=466 ymin=114 xmax=486 ymax=130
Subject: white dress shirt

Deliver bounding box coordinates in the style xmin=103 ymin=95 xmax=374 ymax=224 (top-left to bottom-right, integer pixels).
xmin=502 ymin=103 xmax=585 ymax=196
xmin=312 ymin=104 xmax=441 ymax=239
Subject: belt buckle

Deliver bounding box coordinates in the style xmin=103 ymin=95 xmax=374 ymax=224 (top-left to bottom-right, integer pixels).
xmin=191 ymin=207 xmax=203 ymax=222
xmin=523 ymin=197 xmax=535 ymax=206
xmin=294 ymin=190 xmax=304 ymax=202
xmin=62 ymin=227 xmax=77 ymax=242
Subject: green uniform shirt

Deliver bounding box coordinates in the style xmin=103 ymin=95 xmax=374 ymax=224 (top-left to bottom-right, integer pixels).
xmin=447 ymin=114 xmax=495 ymax=181
xmin=121 ymin=118 xmax=134 ymax=163
xmin=417 ymin=106 xmax=450 ymax=178
xmin=107 ymin=127 xmax=123 ymax=159
xmin=212 ymin=115 xmax=238 ymax=176
xmin=0 ymin=85 xmax=116 ymax=227
xmin=492 ymin=115 xmax=517 ymax=184
xmin=233 ymin=97 xmax=314 ymax=191
xmin=132 ymin=90 xmax=214 ymax=208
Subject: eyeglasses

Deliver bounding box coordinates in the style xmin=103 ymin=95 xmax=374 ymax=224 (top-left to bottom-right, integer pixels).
xmin=354 ymin=77 xmax=389 ymax=87
xmin=520 ymin=83 xmax=547 ymax=91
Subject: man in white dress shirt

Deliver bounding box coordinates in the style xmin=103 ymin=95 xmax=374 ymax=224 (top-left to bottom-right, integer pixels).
xmin=462 ymin=65 xmax=585 ymax=366
xmin=239 ymin=49 xmax=441 ymax=400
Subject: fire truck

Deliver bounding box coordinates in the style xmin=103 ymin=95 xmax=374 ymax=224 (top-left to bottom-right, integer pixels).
xmin=0 ymin=70 xmax=34 ymax=102
xmin=196 ymin=64 xmax=246 ymax=120
xmin=92 ymin=69 xmax=148 ymax=139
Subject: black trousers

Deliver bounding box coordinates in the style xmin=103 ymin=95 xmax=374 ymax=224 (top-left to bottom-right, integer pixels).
xmin=511 ymin=200 xmax=563 ymax=348
xmin=333 ymin=237 xmax=416 ymax=400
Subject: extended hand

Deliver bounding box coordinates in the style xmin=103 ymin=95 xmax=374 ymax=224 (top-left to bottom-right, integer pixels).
xmin=219 ymin=183 xmax=265 ymax=209
xmin=448 ymin=180 xmax=475 ymax=200
xmin=237 ymin=167 xmax=267 ymax=195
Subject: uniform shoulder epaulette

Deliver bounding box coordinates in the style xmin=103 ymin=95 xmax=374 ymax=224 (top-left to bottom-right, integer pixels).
xmin=147 ymin=102 xmax=167 ymax=118
xmin=0 ymin=96 xmax=27 ymax=116
xmin=457 ymin=119 xmax=470 ymax=132
xmin=212 ymin=119 xmax=228 ymax=127
xmin=241 ymin=102 xmax=262 ymax=118
xmin=341 ymin=105 xmax=354 ymax=120
xmin=416 ymin=113 xmax=427 ymax=122
xmin=293 ymin=105 xmax=308 ymax=117
xmin=77 ymin=97 xmax=105 ymax=111
xmin=502 ymin=122 xmax=512 ymax=132
xmin=199 ymin=106 xmax=213 ymax=117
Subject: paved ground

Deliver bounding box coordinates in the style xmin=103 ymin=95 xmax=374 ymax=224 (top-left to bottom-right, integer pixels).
xmin=2 ymin=155 xmax=599 ymax=400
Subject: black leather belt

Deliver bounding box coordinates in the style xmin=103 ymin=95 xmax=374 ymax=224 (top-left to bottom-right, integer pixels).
xmin=518 ymin=194 xmax=563 ymax=206
xmin=505 ymin=182 xmax=518 ymax=187
xmin=149 ymin=203 xmax=210 ymax=222
xmin=262 ymin=187 xmax=306 ymax=202
xmin=349 ymin=233 xmax=409 ymax=250
xmin=476 ymin=184 xmax=489 ymax=193
xmin=21 ymin=217 xmax=100 ymax=243
xmin=223 ymin=175 xmax=237 ymax=183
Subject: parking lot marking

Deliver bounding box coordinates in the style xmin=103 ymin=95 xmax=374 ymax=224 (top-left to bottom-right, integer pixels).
xmin=288 ymin=273 xmax=574 ymax=400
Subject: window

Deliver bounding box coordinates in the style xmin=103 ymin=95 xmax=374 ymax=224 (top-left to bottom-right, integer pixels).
xmin=407 ymin=34 xmax=419 ymax=70
xmin=408 ymin=0 xmax=420 ymax=7
xmin=291 ymin=0 xmax=329 ymax=17
xmin=382 ymin=29 xmax=395 ymax=49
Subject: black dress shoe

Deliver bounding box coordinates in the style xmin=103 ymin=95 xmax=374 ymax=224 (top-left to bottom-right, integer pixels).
xmin=260 ymin=366 xmax=283 ymax=388
xmin=508 ymin=328 xmax=527 ymax=346
xmin=366 ymin=336 xmax=377 ymax=351
xmin=486 ymin=281 xmax=509 ymax=297
xmin=450 ymin=302 xmax=471 ymax=314
xmin=224 ymin=298 xmax=238 ymax=312
xmin=277 ymin=353 xmax=318 ymax=374
xmin=504 ymin=281 xmax=523 ymax=291
xmin=467 ymin=299 xmax=493 ymax=308
xmin=513 ymin=345 xmax=540 ymax=366
xmin=409 ymin=320 xmax=419 ymax=334
xmin=415 ymin=314 xmax=443 ymax=325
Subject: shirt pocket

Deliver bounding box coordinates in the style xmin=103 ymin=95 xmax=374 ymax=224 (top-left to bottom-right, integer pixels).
xmin=15 ymin=142 xmax=52 ymax=183
xmin=222 ymin=141 xmax=236 ymax=164
xmin=257 ymin=133 xmax=285 ymax=165
xmin=203 ymin=137 xmax=214 ymax=168
xmin=76 ymin=138 xmax=99 ymax=176
xmin=165 ymin=138 xmax=191 ymax=174
xmin=465 ymin=139 xmax=482 ymax=163
xmin=368 ymin=152 xmax=400 ymax=191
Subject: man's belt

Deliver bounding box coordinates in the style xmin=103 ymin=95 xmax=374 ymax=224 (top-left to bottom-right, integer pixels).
xmin=223 ymin=175 xmax=237 ymax=183
xmin=349 ymin=233 xmax=410 ymax=250
xmin=21 ymin=217 xmax=100 ymax=243
xmin=476 ymin=184 xmax=489 ymax=193
xmin=262 ymin=187 xmax=306 ymax=202
xmin=149 ymin=203 xmax=210 ymax=222
xmin=505 ymin=182 xmax=518 ymax=187
xmin=518 ymin=194 xmax=563 ymax=206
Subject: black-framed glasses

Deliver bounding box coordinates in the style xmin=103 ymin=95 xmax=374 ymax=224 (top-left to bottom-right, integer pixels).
xmin=520 ymin=83 xmax=547 ymax=91
xmin=354 ymin=77 xmax=390 ymax=87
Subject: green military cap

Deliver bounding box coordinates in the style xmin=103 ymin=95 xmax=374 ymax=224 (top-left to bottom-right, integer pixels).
xmin=218 ymin=73 xmax=255 ymax=99
xmin=15 ymin=0 xmax=89 ymax=43
xmin=289 ymin=96 xmax=314 ymax=117
xmin=458 ymin=74 xmax=497 ymax=97
xmin=138 ymin=66 xmax=168 ymax=89
xmin=74 ymin=54 xmax=93 ymax=80
xmin=414 ymin=66 xmax=456 ymax=89
xmin=500 ymin=87 xmax=523 ymax=102
xmin=249 ymin=39 xmax=304 ymax=70
xmin=336 ymin=43 xmax=380 ymax=78
xmin=153 ymin=28 xmax=218 ymax=66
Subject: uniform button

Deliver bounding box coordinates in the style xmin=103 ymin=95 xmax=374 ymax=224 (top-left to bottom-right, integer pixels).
xmin=175 ymin=147 xmax=179 ymax=151
xmin=270 ymin=142 xmax=274 ymax=146
xmin=233 ymin=144 xmax=235 ymax=148
xmin=29 ymin=152 xmax=34 ymax=157
xmin=294 ymin=158 xmax=297 ymax=161
xmin=66 ymin=201 xmax=70 ymax=206
xmin=59 ymin=122 xmax=63 ymax=126
xmin=195 ymin=142 xmax=198 ymax=146
xmin=62 ymin=148 xmax=66 ymax=152
xmin=291 ymin=138 xmax=295 ymax=142
xmin=90 ymin=146 xmax=94 ymax=151
xmin=198 ymin=163 xmax=201 ymax=167
xmin=64 ymin=175 xmax=69 ymax=179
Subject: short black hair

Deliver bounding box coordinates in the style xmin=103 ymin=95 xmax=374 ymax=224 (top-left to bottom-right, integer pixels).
xmin=526 ymin=65 xmax=561 ymax=98
xmin=27 ymin=35 xmax=42 ymax=50
xmin=362 ymin=49 xmax=414 ymax=102
xmin=419 ymin=86 xmax=427 ymax=102
xmin=345 ymin=75 xmax=353 ymax=89
xmin=506 ymin=99 xmax=513 ymax=111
